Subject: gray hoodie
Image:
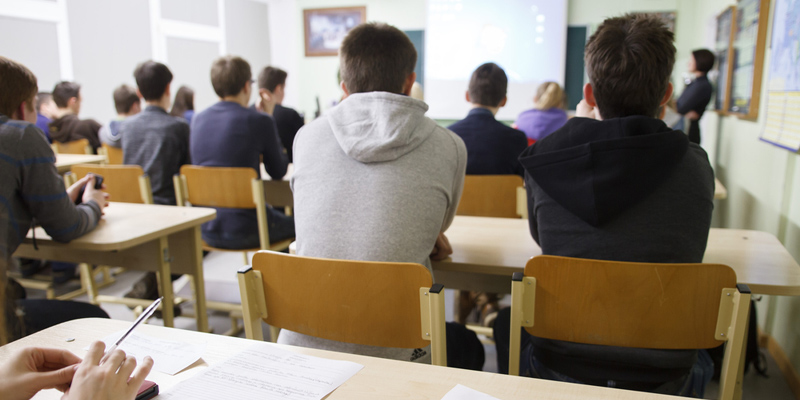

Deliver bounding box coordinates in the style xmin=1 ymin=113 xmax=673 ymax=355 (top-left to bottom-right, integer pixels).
xmin=284 ymin=92 xmax=466 ymax=362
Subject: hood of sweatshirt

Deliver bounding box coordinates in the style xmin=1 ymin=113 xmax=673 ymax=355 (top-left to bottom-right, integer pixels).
xmin=518 ymin=116 xmax=689 ymax=227
xmin=47 ymin=114 xmax=79 ymax=142
xmin=326 ymin=92 xmax=438 ymax=163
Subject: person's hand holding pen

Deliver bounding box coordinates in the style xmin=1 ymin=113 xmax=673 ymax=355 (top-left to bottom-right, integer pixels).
xmin=62 ymin=341 xmax=153 ymax=400
xmin=0 ymin=342 xmax=153 ymax=400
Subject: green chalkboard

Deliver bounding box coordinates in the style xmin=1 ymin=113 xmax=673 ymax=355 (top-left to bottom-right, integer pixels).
xmin=404 ymin=30 xmax=425 ymax=85
xmin=565 ymin=26 xmax=587 ymax=110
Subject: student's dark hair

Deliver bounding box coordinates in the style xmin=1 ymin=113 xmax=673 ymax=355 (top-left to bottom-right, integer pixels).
xmin=36 ymin=92 xmax=52 ymax=113
xmin=468 ymin=62 xmax=508 ymax=107
xmin=210 ymin=56 xmax=251 ymax=98
xmin=170 ymin=86 xmax=195 ymax=117
xmin=0 ymin=57 xmax=38 ymax=118
xmin=52 ymin=81 xmax=81 ymax=108
xmin=692 ymin=49 xmax=716 ymax=74
xmin=584 ymin=13 xmax=676 ymax=119
xmin=258 ymin=67 xmax=287 ymax=92
xmin=340 ymin=23 xmax=417 ymax=94
xmin=113 ymin=84 xmax=140 ymax=114
xmin=133 ymin=61 xmax=173 ymax=101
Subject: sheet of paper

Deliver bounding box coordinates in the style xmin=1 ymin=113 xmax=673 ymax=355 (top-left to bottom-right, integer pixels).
xmin=160 ymin=342 xmax=363 ymax=400
xmin=441 ymin=384 xmax=501 ymax=400
xmin=98 ymin=330 xmax=205 ymax=375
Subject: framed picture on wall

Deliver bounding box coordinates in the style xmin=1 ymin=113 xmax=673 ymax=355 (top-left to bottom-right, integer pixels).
xmin=303 ymin=7 xmax=366 ymax=57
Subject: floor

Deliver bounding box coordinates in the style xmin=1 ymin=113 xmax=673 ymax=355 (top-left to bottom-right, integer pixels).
xmin=21 ymin=251 xmax=796 ymax=399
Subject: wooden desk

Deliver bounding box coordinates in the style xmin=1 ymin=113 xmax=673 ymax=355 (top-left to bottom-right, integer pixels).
xmin=13 ymin=203 xmax=216 ymax=331
xmin=0 ymin=319 xmax=680 ymax=400
xmin=434 ymin=216 xmax=800 ymax=296
xmin=715 ymin=178 xmax=728 ymax=200
xmin=54 ymin=154 xmax=107 ymax=173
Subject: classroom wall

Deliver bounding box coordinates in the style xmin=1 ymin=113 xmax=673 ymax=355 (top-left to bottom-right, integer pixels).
xmin=685 ymin=0 xmax=800 ymax=378
xmin=0 ymin=0 xmax=271 ymax=125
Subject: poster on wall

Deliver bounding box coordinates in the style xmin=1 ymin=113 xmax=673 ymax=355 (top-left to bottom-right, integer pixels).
xmin=759 ymin=0 xmax=800 ymax=151
xmin=303 ymin=7 xmax=366 ymax=57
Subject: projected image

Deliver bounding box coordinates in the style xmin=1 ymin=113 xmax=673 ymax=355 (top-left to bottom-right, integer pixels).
xmin=425 ymin=0 xmax=567 ymax=119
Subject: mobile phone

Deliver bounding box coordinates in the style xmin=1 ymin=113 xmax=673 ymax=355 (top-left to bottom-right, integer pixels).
xmin=74 ymin=173 xmax=104 ymax=205
xmin=136 ymin=380 xmax=159 ymax=400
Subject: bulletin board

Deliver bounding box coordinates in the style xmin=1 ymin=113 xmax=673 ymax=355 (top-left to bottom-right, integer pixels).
xmin=727 ymin=0 xmax=771 ymax=120
xmin=714 ymin=6 xmax=736 ymax=114
xmin=759 ymin=0 xmax=800 ymax=151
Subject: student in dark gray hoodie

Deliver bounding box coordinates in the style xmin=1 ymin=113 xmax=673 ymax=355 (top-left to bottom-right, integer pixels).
xmin=494 ymin=14 xmax=715 ymax=397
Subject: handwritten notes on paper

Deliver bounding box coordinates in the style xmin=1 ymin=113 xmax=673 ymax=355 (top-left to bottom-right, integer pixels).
xmin=99 ymin=331 xmax=205 ymax=375
xmin=441 ymin=384 xmax=501 ymax=400
xmin=161 ymin=342 xmax=363 ymax=400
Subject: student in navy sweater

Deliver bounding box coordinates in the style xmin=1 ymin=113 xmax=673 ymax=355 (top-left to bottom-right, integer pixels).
xmin=448 ymin=63 xmax=528 ymax=176
xmin=191 ymin=56 xmax=294 ymax=249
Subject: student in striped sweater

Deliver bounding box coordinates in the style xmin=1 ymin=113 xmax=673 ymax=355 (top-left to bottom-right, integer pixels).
xmin=0 ymin=56 xmax=110 ymax=341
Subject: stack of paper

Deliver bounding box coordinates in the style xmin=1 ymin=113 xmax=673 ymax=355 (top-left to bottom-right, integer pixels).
xmin=160 ymin=342 xmax=364 ymax=400
xmin=99 ymin=331 xmax=205 ymax=375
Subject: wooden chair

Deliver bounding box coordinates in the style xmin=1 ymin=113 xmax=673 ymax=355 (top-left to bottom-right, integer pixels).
xmin=456 ymin=175 xmax=525 ymax=219
xmin=509 ymin=255 xmax=751 ymax=400
xmin=51 ymin=138 xmax=92 ymax=155
xmin=71 ymin=164 xmax=153 ymax=204
xmin=175 ymin=165 xmax=293 ymax=335
xmin=98 ymin=143 xmax=123 ymax=164
xmin=238 ymin=250 xmax=447 ymax=366
xmin=174 ymin=165 xmax=293 ymax=262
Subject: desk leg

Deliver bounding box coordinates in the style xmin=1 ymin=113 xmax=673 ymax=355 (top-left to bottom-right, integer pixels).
xmin=191 ymin=227 xmax=209 ymax=333
xmin=156 ymin=236 xmax=175 ymax=327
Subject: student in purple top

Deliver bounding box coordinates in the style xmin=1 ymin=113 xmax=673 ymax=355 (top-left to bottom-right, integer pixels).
xmin=513 ymin=82 xmax=568 ymax=144
xmin=34 ymin=92 xmax=56 ymax=141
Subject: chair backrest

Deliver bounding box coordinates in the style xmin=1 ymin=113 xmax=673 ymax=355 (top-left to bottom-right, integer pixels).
xmin=71 ymin=164 xmax=152 ymax=204
xmin=509 ymin=255 xmax=751 ymax=398
xmin=100 ymin=143 xmax=123 ymax=164
xmin=176 ymin=165 xmax=272 ymax=249
xmin=52 ymin=138 xmax=92 ymax=155
xmin=520 ymin=255 xmax=738 ymax=348
xmin=238 ymin=251 xmax=447 ymax=364
xmin=177 ymin=165 xmax=258 ymax=209
xmin=456 ymin=175 xmax=525 ymax=218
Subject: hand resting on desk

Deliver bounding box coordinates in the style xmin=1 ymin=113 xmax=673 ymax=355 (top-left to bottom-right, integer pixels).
xmin=0 ymin=341 xmax=153 ymax=400
xmin=430 ymin=232 xmax=453 ymax=261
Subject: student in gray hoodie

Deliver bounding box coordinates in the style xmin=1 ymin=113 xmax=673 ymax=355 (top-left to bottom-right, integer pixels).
xmin=288 ymin=23 xmax=483 ymax=368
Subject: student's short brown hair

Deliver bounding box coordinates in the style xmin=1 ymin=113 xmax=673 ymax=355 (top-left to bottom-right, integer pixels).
xmin=692 ymin=49 xmax=716 ymax=74
xmin=0 ymin=57 xmax=38 ymax=118
xmin=133 ymin=61 xmax=173 ymax=101
xmin=584 ymin=13 xmax=676 ymax=118
xmin=340 ymin=23 xmax=417 ymax=94
xmin=468 ymin=63 xmax=507 ymax=107
xmin=210 ymin=56 xmax=251 ymax=98
xmin=258 ymin=67 xmax=287 ymax=92
xmin=113 ymin=84 xmax=140 ymax=114
xmin=52 ymin=81 xmax=81 ymax=108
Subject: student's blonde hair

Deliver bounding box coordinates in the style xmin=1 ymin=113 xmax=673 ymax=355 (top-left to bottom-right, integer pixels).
xmin=534 ymin=81 xmax=566 ymax=110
